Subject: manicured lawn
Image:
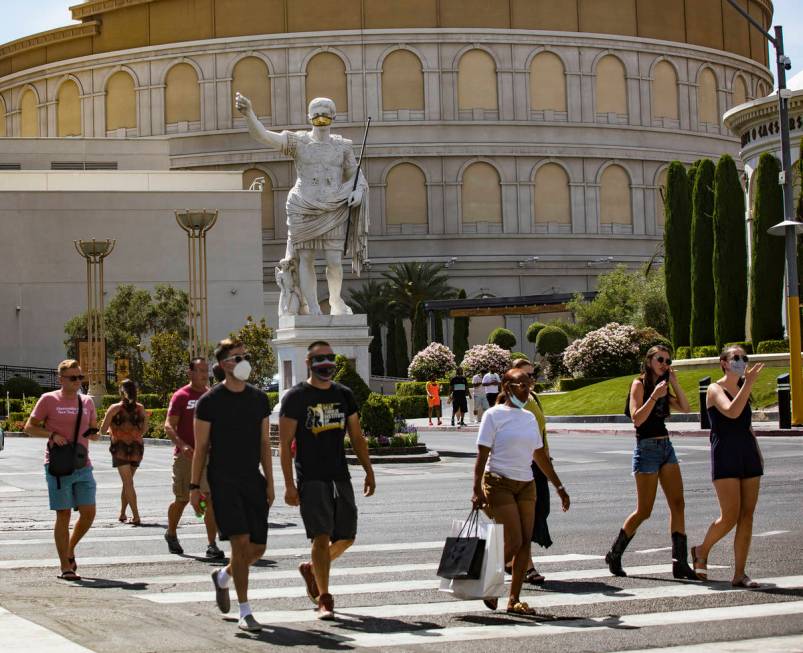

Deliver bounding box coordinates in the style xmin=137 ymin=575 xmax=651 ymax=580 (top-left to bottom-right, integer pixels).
xmin=539 ymin=367 xmax=785 ymax=416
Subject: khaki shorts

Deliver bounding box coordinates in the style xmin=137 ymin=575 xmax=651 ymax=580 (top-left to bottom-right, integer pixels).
xmin=172 ymin=455 xmax=210 ymax=502
xmin=482 ymin=471 xmax=535 ymax=519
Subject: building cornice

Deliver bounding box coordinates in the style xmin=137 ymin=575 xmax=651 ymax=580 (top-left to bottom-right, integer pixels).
xmin=69 ymin=0 xmax=154 ymax=20
xmin=0 ymin=22 xmax=99 ymax=61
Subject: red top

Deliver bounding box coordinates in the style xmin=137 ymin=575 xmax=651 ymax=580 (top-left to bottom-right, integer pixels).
xmin=167 ymin=385 xmax=207 ymax=454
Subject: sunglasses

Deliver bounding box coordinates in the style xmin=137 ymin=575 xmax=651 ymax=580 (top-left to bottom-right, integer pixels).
xmin=310 ymin=354 xmax=336 ymax=364
xmin=730 ymin=354 xmax=749 ymax=363
xmin=507 ymin=381 xmax=531 ymax=388
xmin=655 ymin=356 xmax=672 ymax=365
xmin=62 ymin=374 xmax=85 ymax=381
xmin=222 ymin=353 xmax=251 ymax=363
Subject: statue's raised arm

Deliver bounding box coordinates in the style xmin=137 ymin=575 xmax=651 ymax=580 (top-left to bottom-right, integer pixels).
xmin=235 ymin=92 xmax=284 ymax=151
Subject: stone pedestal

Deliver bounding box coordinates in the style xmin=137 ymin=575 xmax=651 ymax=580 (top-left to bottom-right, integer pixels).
xmin=272 ymin=314 xmax=372 ymax=397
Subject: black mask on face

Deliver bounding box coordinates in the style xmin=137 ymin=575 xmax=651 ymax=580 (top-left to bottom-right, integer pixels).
xmin=310 ymin=362 xmax=336 ymax=381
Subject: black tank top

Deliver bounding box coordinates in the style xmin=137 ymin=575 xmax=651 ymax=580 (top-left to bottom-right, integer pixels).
xmin=707 ymin=387 xmax=751 ymax=442
xmin=632 ymin=379 xmax=669 ymax=440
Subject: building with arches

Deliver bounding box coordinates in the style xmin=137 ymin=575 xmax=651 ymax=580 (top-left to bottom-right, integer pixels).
xmin=0 ymin=0 xmax=776 ymax=363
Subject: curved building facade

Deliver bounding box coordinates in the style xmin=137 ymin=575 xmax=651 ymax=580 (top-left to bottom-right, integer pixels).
xmin=0 ymin=0 xmax=775 ymax=350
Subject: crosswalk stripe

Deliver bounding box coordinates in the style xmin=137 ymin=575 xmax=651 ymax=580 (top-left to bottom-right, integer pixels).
xmin=754 ymin=530 xmax=790 ymax=537
xmin=0 ymin=607 xmax=95 ymax=653
xmin=319 ymin=599 xmax=803 ymax=648
xmin=615 ymin=634 xmax=803 ymax=653
xmin=0 ymin=528 xmax=307 ymax=546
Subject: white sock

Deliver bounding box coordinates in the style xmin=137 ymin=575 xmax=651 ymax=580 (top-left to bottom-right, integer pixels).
xmin=217 ymin=568 xmax=231 ymax=588
xmin=239 ymin=602 xmax=252 ymax=618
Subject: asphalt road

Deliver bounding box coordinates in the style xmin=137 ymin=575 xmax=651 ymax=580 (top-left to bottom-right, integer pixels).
xmin=0 ymin=431 xmax=801 ymax=653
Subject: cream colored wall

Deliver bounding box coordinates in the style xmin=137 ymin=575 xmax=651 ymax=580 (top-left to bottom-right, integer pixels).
xmin=232 ymin=57 xmax=271 ymax=117
xmin=20 ymin=90 xmax=38 ymax=137
xmin=305 ymin=52 xmax=348 ymax=113
xmin=595 ymin=55 xmax=627 ymax=115
xmin=56 ymin=80 xmax=82 ymax=137
xmin=105 ymin=71 xmax=137 ymax=132
xmin=534 ymin=163 xmax=570 ymax=225
xmin=651 ymin=61 xmax=678 ymax=120
xmin=242 ymin=168 xmax=274 ymax=230
xmin=462 ymin=162 xmax=501 ymax=223
xmin=165 ymin=63 xmax=201 ymax=124
xmin=698 ymin=68 xmax=719 ymax=124
xmin=386 ymin=163 xmax=427 ymax=225
xmin=530 ymin=52 xmax=566 ymax=112
xmin=0 ymin=100 xmax=5 ymax=137
xmin=600 ymin=165 xmax=632 ymax=225
xmin=458 ymin=50 xmax=498 ymax=111
xmin=733 ymin=76 xmax=748 ymax=106
xmin=382 ymin=50 xmax=424 ymax=111
xmin=655 ymin=167 xmax=667 ymax=227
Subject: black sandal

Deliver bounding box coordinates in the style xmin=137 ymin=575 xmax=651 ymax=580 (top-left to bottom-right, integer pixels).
xmin=524 ymin=568 xmax=546 ymax=585
xmin=58 ymin=570 xmax=81 ymax=581
xmin=482 ymin=598 xmax=498 ymax=611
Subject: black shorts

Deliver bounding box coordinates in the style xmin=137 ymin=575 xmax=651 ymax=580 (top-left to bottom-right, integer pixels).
xmin=485 ymin=392 xmax=499 ymax=407
xmin=209 ymin=475 xmax=269 ymax=545
xmin=452 ymin=394 xmax=468 ymax=413
xmin=299 ymin=479 xmax=357 ymax=542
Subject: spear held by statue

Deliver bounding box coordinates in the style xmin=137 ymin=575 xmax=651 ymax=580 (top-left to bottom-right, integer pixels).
xmin=344 ymin=116 xmax=371 ymax=255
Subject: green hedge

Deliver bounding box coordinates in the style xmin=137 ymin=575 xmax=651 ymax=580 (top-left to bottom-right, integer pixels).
xmin=144 ymin=408 xmax=168 ymax=439
xmin=676 ymin=346 xmax=691 ymax=360
xmin=395 ymin=381 xmax=450 ymax=396
xmin=101 ymin=393 xmax=165 ymax=409
xmin=756 ymin=339 xmax=789 ymax=354
xmin=692 ymin=345 xmax=719 ymax=358
xmin=385 ymin=395 xmax=429 ymax=419
xmin=267 ymin=392 xmax=278 ymax=410
xmin=724 ymin=341 xmax=753 ymax=354
xmin=557 ymin=377 xmax=611 ymax=392
xmin=8 ymin=411 xmax=27 ymax=423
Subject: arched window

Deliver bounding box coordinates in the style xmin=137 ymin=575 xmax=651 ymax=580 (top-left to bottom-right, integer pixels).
xmin=530 ymin=52 xmax=566 ymax=112
xmin=57 ymin=80 xmax=82 ymax=137
xmin=600 ymin=165 xmax=632 ymax=229
xmin=756 ymin=80 xmax=768 ymax=98
xmin=105 ymin=71 xmax=137 ymax=133
xmin=20 ymin=89 xmax=38 ymax=137
xmin=382 ymin=50 xmax=424 ymax=111
xmin=458 ymin=50 xmax=497 ymax=111
xmin=655 ymin=168 xmax=668 ymax=228
xmin=165 ymin=63 xmax=200 ymax=125
xmin=386 ymin=163 xmax=428 ymax=230
xmin=732 ymin=76 xmax=748 ymax=106
xmin=462 ymin=162 xmax=502 ymax=227
xmin=243 ymin=169 xmax=275 ymax=232
xmin=651 ymin=61 xmax=678 ymax=121
xmin=534 ymin=163 xmax=571 ymax=229
xmin=595 ymin=55 xmax=627 ymax=116
xmin=232 ymin=57 xmax=270 ymax=118
xmin=698 ymin=68 xmax=718 ymax=125
xmin=306 ymin=52 xmax=348 ymax=114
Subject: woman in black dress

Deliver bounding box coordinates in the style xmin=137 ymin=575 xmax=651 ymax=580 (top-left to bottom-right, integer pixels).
xmin=692 ymin=346 xmax=764 ymax=587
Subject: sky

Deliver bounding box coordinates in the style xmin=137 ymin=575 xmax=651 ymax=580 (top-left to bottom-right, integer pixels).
xmin=0 ymin=0 xmax=801 ymax=81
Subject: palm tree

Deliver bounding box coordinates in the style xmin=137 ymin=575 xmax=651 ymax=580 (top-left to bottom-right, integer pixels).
xmin=383 ymin=260 xmax=457 ymax=325
xmin=347 ymin=280 xmax=390 ymax=376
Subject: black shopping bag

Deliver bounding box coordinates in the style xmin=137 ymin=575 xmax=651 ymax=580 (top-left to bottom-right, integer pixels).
xmin=437 ymin=509 xmax=486 ymax=580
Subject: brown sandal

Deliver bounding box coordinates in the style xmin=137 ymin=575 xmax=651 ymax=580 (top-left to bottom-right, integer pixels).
xmin=524 ymin=568 xmax=546 ymax=585
xmin=506 ymin=601 xmax=537 ymax=616
xmin=57 ymin=570 xmax=81 ymax=581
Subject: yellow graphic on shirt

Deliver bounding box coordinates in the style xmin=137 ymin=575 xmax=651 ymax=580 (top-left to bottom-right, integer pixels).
xmin=305 ymin=403 xmax=346 ymax=435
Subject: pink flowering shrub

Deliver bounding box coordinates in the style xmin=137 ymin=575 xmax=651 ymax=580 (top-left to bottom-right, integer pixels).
xmin=563 ymin=322 xmax=640 ymax=378
xmin=408 ymin=342 xmax=457 ymax=381
xmin=460 ymin=344 xmax=512 ymax=377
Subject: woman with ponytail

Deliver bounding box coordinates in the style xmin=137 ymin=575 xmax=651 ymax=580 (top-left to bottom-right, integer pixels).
xmin=101 ymin=379 xmax=148 ymax=525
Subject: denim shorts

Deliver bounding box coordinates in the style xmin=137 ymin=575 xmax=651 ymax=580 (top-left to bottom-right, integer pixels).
xmin=45 ymin=465 xmax=96 ymax=511
xmin=632 ymin=438 xmax=678 ymax=474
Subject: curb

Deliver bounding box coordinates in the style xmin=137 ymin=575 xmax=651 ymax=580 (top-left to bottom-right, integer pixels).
xmin=347 ymin=450 xmax=440 ymax=464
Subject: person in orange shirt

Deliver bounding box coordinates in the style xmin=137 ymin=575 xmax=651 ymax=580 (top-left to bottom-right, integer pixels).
xmin=426 ymin=375 xmax=442 ymax=426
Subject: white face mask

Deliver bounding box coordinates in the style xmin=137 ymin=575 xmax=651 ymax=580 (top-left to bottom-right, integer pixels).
xmin=509 ymin=394 xmax=527 ymax=409
xmin=729 ymin=359 xmax=747 ymax=377
xmin=233 ymin=359 xmax=252 ymax=381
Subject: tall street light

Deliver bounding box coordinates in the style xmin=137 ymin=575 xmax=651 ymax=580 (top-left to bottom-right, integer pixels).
xmin=175 ymin=209 xmax=218 ymax=359
xmin=726 ymin=0 xmax=803 ymax=424
xmin=74 ymin=238 xmax=116 ymax=400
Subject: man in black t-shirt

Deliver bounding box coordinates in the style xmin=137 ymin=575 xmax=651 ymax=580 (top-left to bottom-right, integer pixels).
xmin=449 ymin=367 xmax=469 ymax=427
xmin=279 ymin=341 xmax=376 ymax=621
xmin=191 ymin=338 xmax=274 ymax=633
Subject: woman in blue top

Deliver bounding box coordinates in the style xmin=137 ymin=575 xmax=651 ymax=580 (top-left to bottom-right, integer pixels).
xmin=691 ymin=346 xmax=764 ymax=587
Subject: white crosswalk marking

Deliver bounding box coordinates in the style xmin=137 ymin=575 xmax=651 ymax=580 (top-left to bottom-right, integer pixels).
xmin=616 ymin=634 xmax=803 ymax=653
xmin=0 ymin=607 xmax=94 ymax=652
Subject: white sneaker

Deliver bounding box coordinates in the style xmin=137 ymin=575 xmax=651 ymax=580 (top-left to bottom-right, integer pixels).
xmin=238 ymin=614 xmax=263 ymax=632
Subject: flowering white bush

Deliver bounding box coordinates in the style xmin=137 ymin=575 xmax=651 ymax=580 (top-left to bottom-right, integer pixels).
xmin=563 ymin=322 xmax=640 ymax=378
xmin=460 ymin=343 xmax=512 ymax=377
xmin=408 ymin=342 xmax=456 ymax=381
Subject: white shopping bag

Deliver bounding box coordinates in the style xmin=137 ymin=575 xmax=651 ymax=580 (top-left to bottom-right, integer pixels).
xmin=439 ymin=518 xmax=505 ymax=600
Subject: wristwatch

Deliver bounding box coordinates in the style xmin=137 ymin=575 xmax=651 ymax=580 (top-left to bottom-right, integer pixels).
xmin=189 ymin=483 xmax=201 ymax=491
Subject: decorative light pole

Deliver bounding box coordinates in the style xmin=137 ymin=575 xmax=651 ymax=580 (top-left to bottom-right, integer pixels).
xmin=725 ymin=0 xmax=803 ymax=424
xmin=74 ymin=238 xmax=116 ymax=399
xmin=175 ymin=210 xmax=218 ymax=358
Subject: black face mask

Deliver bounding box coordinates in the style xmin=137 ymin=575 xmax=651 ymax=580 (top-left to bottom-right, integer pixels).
xmin=310 ymin=363 xmax=336 ymax=381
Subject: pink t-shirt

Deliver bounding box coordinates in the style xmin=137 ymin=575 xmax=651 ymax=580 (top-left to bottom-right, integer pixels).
xmin=31 ymin=390 xmax=97 ymax=466
xmin=167 ymin=385 xmax=207 ymax=454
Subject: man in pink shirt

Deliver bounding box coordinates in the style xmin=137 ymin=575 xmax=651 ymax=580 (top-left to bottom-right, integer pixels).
xmin=164 ymin=358 xmax=222 ymax=558
xmin=24 ymin=360 xmax=99 ymax=580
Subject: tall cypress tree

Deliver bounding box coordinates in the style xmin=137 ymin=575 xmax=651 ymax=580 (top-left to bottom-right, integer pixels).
xmin=750 ymin=153 xmax=786 ymax=344
xmin=432 ymin=311 xmax=444 ymax=344
xmin=385 ymin=317 xmax=398 ymax=377
xmin=712 ymin=154 xmax=748 ymax=349
xmin=453 ymin=289 xmax=470 ymax=364
xmin=690 ymin=158 xmax=716 ymax=347
xmin=664 ymin=161 xmax=692 ymax=348
xmin=394 ymin=315 xmax=410 ymax=376
xmin=412 ymin=301 xmax=428 ymax=354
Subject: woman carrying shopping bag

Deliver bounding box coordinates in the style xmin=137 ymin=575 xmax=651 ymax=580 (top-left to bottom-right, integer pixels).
xmin=472 ymin=369 xmax=570 ymax=615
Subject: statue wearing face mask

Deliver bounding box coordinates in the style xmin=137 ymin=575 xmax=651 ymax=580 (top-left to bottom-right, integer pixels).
xmin=236 ymin=93 xmax=369 ymax=318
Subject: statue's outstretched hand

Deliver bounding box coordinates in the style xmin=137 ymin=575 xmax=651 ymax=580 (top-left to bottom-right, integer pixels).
xmin=348 ymin=189 xmax=363 ymax=207
xmin=235 ymin=92 xmax=253 ymax=116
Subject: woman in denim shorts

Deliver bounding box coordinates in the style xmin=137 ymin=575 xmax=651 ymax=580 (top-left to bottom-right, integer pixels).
xmin=604 ymin=345 xmax=698 ymax=580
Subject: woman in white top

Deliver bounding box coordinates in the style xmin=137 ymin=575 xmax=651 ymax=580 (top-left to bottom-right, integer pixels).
xmin=472 ymin=369 xmax=570 ymax=615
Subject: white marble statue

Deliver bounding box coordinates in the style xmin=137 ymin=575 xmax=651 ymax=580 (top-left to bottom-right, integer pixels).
xmin=236 ymin=93 xmax=369 ymax=316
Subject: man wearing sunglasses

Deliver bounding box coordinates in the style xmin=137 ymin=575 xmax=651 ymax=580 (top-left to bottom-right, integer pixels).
xmin=279 ymin=341 xmax=376 ymax=620
xmin=190 ymin=339 xmax=274 ymax=632
xmin=25 ymin=360 xmax=99 ymax=581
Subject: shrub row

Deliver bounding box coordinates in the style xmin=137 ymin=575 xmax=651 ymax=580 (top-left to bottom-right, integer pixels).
xmin=557 ymin=377 xmax=611 ymax=392
xmin=395 ymin=381 xmax=450 ymax=397
xmin=756 ymin=339 xmax=789 ymax=354
xmin=101 ymin=393 xmax=165 ymax=409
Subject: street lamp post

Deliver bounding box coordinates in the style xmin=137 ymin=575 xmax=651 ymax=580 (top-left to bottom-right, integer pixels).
xmin=74 ymin=238 xmax=116 ymax=400
xmin=726 ymin=0 xmax=803 ymax=424
xmin=175 ymin=209 xmax=218 ymax=359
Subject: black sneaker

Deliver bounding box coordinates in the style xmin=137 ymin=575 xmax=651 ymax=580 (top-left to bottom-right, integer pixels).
xmin=164 ymin=533 xmax=183 ymax=555
xmin=206 ymin=542 xmax=225 ymax=559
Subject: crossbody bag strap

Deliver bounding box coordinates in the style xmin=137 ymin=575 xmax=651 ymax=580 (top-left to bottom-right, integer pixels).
xmin=73 ymin=395 xmax=83 ymax=445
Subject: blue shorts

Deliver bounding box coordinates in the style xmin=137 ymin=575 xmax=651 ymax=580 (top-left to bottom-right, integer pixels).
xmin=632 ymin=438 xmax=678 ymax=474
xmin=45 ymin=465 xmax=96 ymax=511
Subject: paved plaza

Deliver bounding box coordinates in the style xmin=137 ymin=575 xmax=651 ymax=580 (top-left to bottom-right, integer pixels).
xmin=0 ymin=431 xmax=801 ymax=652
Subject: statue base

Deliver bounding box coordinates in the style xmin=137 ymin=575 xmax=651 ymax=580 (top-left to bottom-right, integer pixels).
xmin=272 ymin=314 xmax=372 ymax=399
